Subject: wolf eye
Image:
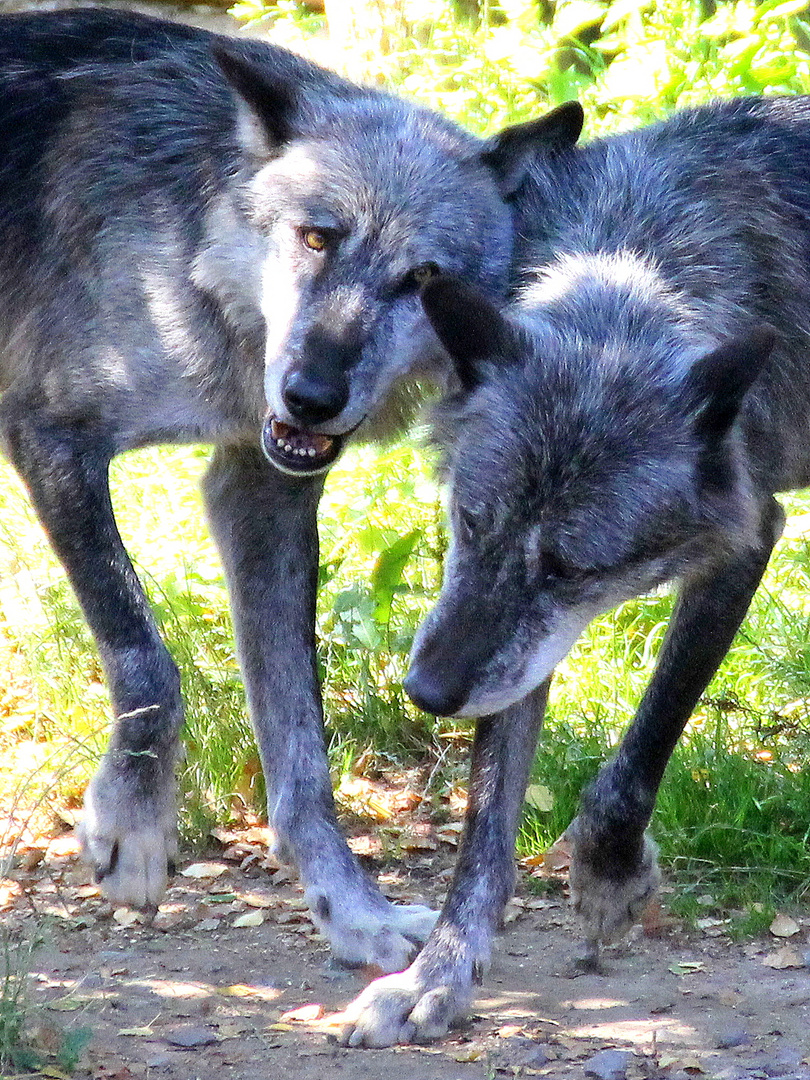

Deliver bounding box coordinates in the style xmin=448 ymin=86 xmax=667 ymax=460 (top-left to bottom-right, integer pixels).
xmin=301 ymin=228 xmax=329 ymax=252
xmin=405 ymin=262 xmax=440 ymax=290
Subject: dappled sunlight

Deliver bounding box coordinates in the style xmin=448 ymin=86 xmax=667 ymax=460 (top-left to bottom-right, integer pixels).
xmin=571 ymin=1016 xmax=697 ymax=1044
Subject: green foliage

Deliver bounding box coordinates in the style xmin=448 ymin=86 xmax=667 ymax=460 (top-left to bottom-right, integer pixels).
xmin=231 ymin=0 xmax=810 ymax=135
xmin=0 ymin=932 xmax=39 ymax=1072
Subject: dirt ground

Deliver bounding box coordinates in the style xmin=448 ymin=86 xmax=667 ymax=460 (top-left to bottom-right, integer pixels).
xmin=2 ymin=816 xmax=809 ymax=1080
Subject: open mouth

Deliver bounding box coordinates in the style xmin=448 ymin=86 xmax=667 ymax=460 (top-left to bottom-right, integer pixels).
xmin=261 ymin=416 xmax=345 ymax=475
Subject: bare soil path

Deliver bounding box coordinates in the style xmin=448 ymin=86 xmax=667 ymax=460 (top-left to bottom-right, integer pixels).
xmin=4 ymin=821 xmax=810 ymax=1080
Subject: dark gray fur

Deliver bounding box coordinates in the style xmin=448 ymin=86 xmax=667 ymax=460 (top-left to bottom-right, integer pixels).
xmin=0 ymin=7 xmax=577 ymax=978
xmin=341 ymin=96 xmax=810 ymax=1044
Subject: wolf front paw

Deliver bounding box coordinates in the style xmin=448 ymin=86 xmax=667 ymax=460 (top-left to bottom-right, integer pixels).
xmin=305 ymin=886 xmax=438 ymax=973
xmin=566 ymin=822 xmax=661 ymax=944
xmin=338 ymin=966 xmax=471 ymax=1047
xmin=78 ymin=754 xmax=178 ymax=909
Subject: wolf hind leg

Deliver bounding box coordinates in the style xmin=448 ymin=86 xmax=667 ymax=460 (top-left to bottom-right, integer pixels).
xmin=567 ymin=497 xmax=784 ymax=955
xmin=203 ymin=445 xmax=435 ymax=972
xmin=1 ymin=401 xmax=183 ymax=908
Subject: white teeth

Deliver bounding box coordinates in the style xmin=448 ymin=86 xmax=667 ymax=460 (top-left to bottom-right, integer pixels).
xmin=273 ymin=439 xmax=319 ymax=459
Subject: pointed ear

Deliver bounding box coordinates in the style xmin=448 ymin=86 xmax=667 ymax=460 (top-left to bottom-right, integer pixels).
xmin=213 ymin=46 xmax=298 ymax=153
xmin=687 ymin=326 xmax=775 ymax=442
xmin=482 ymin=100 xmax=584 ymax=197
xmin=421 ymin=276 xmax=513 ymax=390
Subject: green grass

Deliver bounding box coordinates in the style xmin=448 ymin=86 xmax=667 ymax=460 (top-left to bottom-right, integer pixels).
xmin=0 ymin=923 xmax=44 ymax=1074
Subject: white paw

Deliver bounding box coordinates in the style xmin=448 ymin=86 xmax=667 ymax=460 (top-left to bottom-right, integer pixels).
xmin=78 ymin=756 xmax=177 ymax=909
xmin=305 ymin=887 xmax=438 ymax=973
xmin=567 ymin=826 xmax=661 ymax=943
xmin=338 ymin=965 xmax=471 ymax=1047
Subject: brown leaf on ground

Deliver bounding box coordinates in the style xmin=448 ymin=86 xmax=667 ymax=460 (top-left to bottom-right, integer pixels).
xmin=769 ymin=913 xmax=801 ymax=937
xmin=347 ymin=833 xmax=383 ymax=858
xmin=538 ymin=836 xmax=572 ymax=874
xmin=762 ymin=945 xmax=805 ymax=969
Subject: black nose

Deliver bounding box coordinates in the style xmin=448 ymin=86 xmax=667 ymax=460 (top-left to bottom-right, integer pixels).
xmin=282 ymin=369 xmax=349 ymax=427
xmin=403 ymin=665 xmax=468 ymax=717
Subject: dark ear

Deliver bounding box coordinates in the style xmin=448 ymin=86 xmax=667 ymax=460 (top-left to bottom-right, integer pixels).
xmin=213 ymin=46 xmax=297 ymax=151
xmin=687 ymin=326 xmax=775 ymax=443
xmin=421 ymin=276 xmax=513 ymax=390
xmin=482 ymin=100 xmax=584 ymax=197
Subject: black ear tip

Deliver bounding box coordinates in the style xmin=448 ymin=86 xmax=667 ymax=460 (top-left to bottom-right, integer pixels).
xmin=420 ymin=275 xmax=475 ymax=319
xmin=211 ymin=44 xmax=243 ymax=80
xmin=557 ymin=99 xmax=585 ymax=139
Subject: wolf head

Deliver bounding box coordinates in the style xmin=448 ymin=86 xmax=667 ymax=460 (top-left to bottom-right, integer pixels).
xmin=214 ymin=49 xmax=583 ymax=475
xmin=404 ymin=268 xmax=774 ymax=717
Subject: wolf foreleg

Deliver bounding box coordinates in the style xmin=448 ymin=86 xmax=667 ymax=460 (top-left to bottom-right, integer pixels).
xmin=203 ymin=445 xmax=435 ymax=971
xmin=339 ymin=682 xmax=548 ymax=1046
xmin=567 ymin=497 xmax=784 ymax=952
xmin=1 ymin=404 xmax=183 ymax=908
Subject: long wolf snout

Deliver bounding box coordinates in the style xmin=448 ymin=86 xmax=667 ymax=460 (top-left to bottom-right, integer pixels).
xmin=405 ymin=610 xmax=496 ymax=716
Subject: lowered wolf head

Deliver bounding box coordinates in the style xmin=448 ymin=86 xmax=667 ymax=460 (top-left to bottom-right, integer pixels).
xmin=405 ymin=267 xmax=774 ymax=717
xmin=211 ymin=51 xmax=583 ymax=475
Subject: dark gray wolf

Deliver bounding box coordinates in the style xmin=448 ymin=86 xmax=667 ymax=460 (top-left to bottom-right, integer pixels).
xmin=339 ymin=95 xmax=810 ymax=1045
xmin=0 ymin=7 xmax=579 ymax=974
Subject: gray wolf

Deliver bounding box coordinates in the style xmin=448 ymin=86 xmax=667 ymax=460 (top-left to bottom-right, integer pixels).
xmin=0 ymin=6 xmax=579 ymax=974
xmin=339 ymin=95 xmax=810 ymax=1045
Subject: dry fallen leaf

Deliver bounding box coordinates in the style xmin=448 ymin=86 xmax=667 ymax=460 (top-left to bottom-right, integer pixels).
xmin=769 ymin=913 xmax=801 ymax=938
xmin=242 ymin=892 xmax=277 ymax=909
xmin=336 ymin=776 xmax=395 ymax=822
xmin=180 ymin=861 xmax=229 ymax=879
xmin=763 ymin=945 xmax=805 ymax=969
xmin=541 ymin=836 xmax=572 ymax=873
xmin=233 ymin=910 xmax=264 ymax=928
xmin=503 ymin=900 xmax=524 ymax=924
xmin=112 ymin=908 xmax=143 ymax=928
xmin=348 ymin=834 xmax=383 ymax=858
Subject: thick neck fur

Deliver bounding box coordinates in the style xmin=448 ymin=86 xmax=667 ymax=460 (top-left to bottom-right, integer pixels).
xmin=511 ymin=97 xmax=810 ymax=495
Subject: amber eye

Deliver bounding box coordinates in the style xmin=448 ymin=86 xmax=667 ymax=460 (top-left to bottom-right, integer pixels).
xmin=301 ymin=228 xmax=328 ymax=252
xmin=408 ymin=262 xmax=440 ymax=288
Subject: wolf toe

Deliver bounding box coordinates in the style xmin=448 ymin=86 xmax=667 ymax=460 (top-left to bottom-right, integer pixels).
xmin=80 ymin=759 xmax=177 ymax=909
xmin=568 ymin=828 xmax=661 ymax=944
xmin=306 ymin=888 xmax=438 ymax=972
xmin=339 ymin=969 xmax=470 ymax=1047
